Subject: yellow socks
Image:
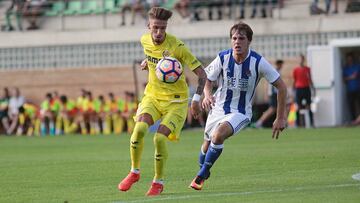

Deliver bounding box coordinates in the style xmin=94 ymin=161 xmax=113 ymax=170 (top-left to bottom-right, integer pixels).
xmin=153 ymin=133 xmax=168 ymax=181
xmin=130 ymin=122 xmax=148 ymax=171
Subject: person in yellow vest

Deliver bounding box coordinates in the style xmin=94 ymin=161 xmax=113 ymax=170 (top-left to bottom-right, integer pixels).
xmin=50 ymin=91 xmax=61 ymax=134
xmin=94 ymin=95 xmax=107 ymax=134
xmin=56 ymin=95 xmax=77 ymax=135
xmin=40 ymin=93 xmax=55 ymax=136
xmin=103 ymin=93 xmax=114 ymax=135
xmin=81 ymin=91 xmax=96 ymax=135
xmin=121 ymin=91 xmax=138 ymax=134
xmin=16 ymin=102 xmax=40 ymax=136
xmin=105 ymin=92 xmax=125 ymax=134
xmin=68 ymin=89 xmax=88 ymax=134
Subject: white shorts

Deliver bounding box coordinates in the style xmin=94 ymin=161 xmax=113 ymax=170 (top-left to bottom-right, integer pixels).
xmin=204 ymin=108 xmax=250 ymax=141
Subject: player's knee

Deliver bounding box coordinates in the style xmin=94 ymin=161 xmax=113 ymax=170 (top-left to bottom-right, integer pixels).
xmin=211 ymin=136 xmax=224 ymax=145
xmin=157 ymin=124 xmax=171 ymax=136
xmin=211 ymin=131 xmax=228 ymax=144
xmin=131 ymin=122 xmax=148 ymax=141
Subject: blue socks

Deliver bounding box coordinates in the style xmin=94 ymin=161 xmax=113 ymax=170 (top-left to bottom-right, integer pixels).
xmin=197 ymin=142 xmax=223 ymax=179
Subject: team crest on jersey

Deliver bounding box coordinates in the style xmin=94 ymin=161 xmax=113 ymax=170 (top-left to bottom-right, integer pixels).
xmin=162 ymin=50 xmax=170 ymax=57
xmin=246 ymin=70 xmax=252 ymax=77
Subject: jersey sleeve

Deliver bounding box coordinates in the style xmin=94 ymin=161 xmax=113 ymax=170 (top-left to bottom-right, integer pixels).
xmin=175 ymin=44 xmax=202 ymax=71
xmin=205 ymin=55 xmax=222 ymax=81
xmin=259 ymin=58 xmax=280 ymax=84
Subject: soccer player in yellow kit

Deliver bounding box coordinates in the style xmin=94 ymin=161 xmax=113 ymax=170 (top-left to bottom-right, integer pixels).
xmin=118 ymin=7 xmax=206 ymax=196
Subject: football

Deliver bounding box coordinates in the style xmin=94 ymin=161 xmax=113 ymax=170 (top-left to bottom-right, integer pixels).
xmin=155 ymin=57 xmax=183 ymax=83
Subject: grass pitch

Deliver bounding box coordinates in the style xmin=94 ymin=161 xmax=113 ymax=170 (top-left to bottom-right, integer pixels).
xmin=1 ymin=127 xmax=359 ymax=203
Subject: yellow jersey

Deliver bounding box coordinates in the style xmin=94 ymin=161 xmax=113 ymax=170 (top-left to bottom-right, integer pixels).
xmin=141 ymin=33 xmax=202 ymax=102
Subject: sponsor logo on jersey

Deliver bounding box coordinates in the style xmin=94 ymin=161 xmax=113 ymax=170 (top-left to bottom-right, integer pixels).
xmin=227 ymin=76 xmax=249 ymax=91
xmin=146 ymin=54 xmax=161 ymax=64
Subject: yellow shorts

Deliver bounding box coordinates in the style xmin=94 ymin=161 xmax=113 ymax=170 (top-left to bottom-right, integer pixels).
xmin=135 ymin=95 xmax=188 ymax=141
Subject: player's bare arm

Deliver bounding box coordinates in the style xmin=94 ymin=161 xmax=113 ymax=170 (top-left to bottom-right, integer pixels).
xmin=140 ymin=59 xmax=148 ymax=70
xmin=202 ymin=79 xmax=215 ymax=111
xmin=191 ymin=66 xmax=206 ymax=119
xmin=272 ymin=78 xmax=287 ymax=139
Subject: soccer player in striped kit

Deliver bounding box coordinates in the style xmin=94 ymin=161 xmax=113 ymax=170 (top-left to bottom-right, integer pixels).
xmin=189 ymin=22 xmax=288 ymax=190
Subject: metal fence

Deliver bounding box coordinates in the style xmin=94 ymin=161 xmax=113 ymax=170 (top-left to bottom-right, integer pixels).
xmin=1 ymin=30 xmax=360 ymax=70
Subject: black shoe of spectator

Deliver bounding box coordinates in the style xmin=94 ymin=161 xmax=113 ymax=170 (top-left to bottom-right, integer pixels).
xmin=27 ymin=25 xmax=39 ymax=30
xmin=3 ymin=25 xmax=15 ymax=31
xmin=250 ymin=12 xmax=255 ymax=18
xmin=261 ymin=9 xmax=267 ymax=18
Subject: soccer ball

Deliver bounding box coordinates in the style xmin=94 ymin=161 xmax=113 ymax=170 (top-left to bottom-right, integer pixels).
xmin=155 ymin=57 xmax=183 ymax=83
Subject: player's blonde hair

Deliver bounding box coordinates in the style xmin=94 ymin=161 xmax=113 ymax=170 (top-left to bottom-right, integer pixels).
xmin=148 ymin=7 xmax=173 ymax=21
xmin=230 ymin=22 xmax=253 ymax=42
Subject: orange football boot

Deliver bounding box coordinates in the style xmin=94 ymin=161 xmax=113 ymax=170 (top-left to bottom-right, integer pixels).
xmin=118 ymin=172 xmax=140 ymax=191
xmin=189 ymin=176 xmax=205 ymax=190
xmin=146 ymin=182 xmax=163 ymax=196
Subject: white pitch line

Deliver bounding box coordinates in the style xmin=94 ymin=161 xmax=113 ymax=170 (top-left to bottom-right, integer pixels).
xmin=113 ymin=183 xmax=360 ymax=203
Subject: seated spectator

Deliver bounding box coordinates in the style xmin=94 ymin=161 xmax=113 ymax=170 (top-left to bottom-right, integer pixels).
xmin=346 ymin=0 xmax=360 ymax=13
xmin=40 ymin=92 xmax=55 ymax=135
xmin=121 ymin=91 xmax=137 ymax=134
xmin=310 ymin=0 xmax=327 ymax=15
xmin=237 ymin=0 xmax=246 ymax=19
xmin=331 ymin=0 xmax=338 ymax=14
xmin=190 ymin=0 xmax=208 ymax=21
xmin=0 ymin=88 xmax=11 ymax=134
xmin=22 ymin=0 xmax=47 ymax=30
xmin=251 ymin=0 xmax=268 ymax=18
xmin=146 ymin=0 xmax=163 ymax=9
xmin=3 ymin=0 xmax=25 ymax=31
xmin=8 ymin=87 xmax=25 ymax=135
xmin=207 ymin=0 xmax=224 ymax=20
xmin=120 ymin=0 xmax=146 ymax=26
xmin=174 ymin=0 xmax=190 ymax=18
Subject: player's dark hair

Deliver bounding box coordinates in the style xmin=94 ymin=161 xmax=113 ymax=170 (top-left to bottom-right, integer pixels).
xmin=46 ymin=93 xmax=52 ymax=99
xmin=60 ymin=95 xmax=67 ymax=103
xmin=18 ymin=106 xmax=25 ymax=113
xmin=230 ymin=22 xmax=253 ymax=42
xmin=276 ymin=59 xmax=284 ymax=65
xmin=148 ymin=7 xmax=172 ymax=21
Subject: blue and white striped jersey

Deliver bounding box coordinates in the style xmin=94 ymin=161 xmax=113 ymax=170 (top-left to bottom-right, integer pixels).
xmin=205 ymin=49 xmax=280 ymax=119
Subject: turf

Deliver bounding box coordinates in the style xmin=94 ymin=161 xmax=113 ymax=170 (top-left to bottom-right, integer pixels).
xmin=0 ymin=127 xmax=359 ymax=203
